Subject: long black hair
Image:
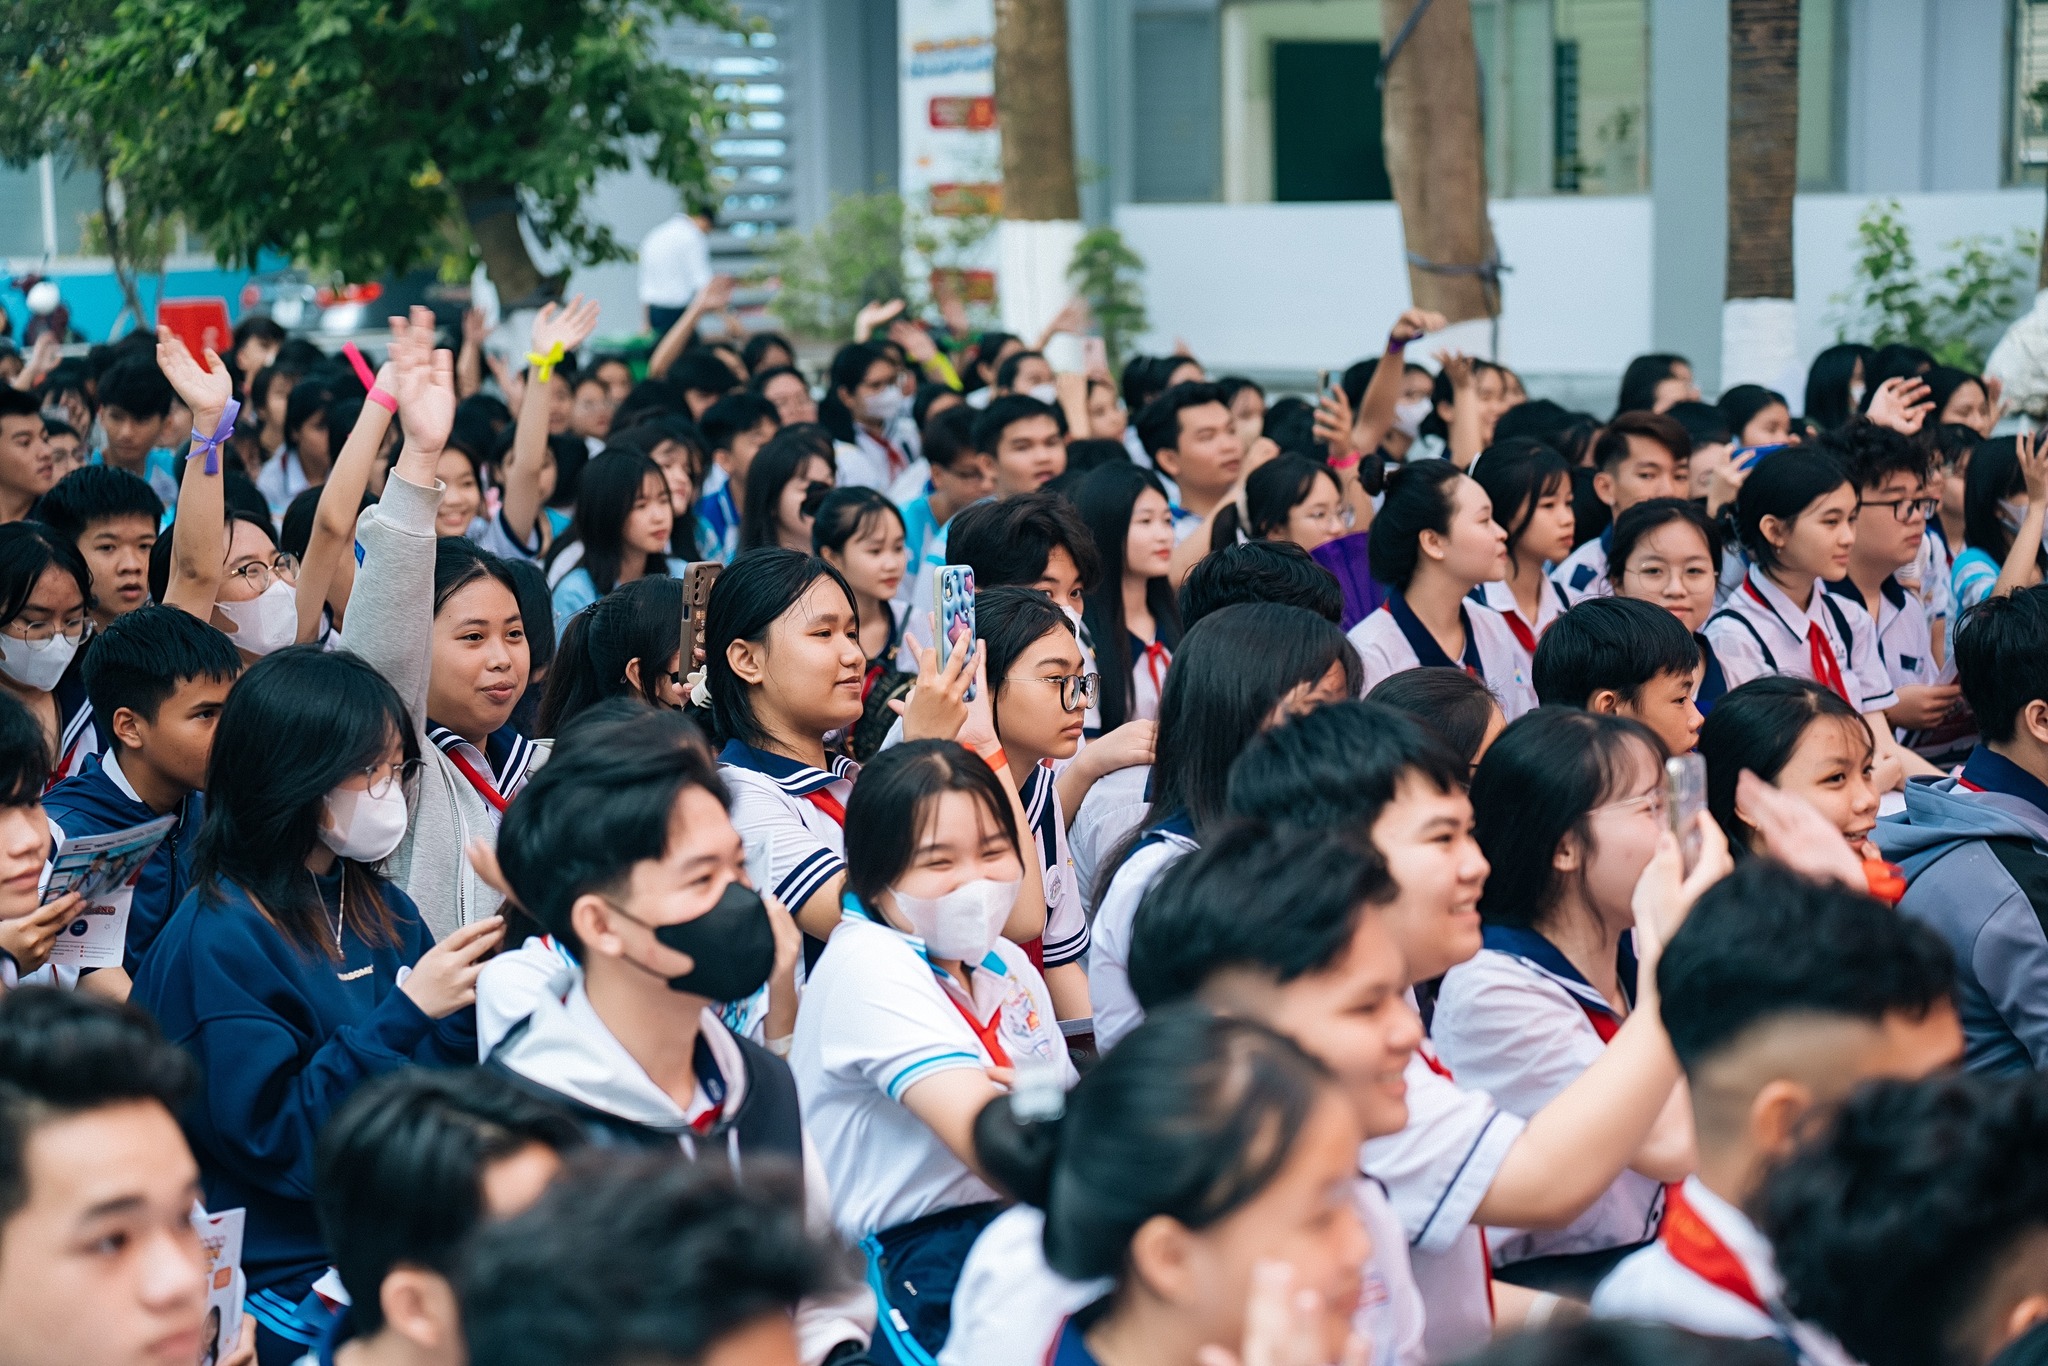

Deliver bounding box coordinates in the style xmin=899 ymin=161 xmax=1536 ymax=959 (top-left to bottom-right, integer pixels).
xmin=740 ymin=425 xmax=836 ymax=552
xmin=0 ymin=522 xmax=90 ymax=634
xmin=1471 ymin=438 xmax=1571 ymax=578
xmin=537 ymin=576 xmax=685 ymax=736
xmin=1210 ymin=453 xmax=1343 ymax=552
xmin=546 ymin=450 xmax=671 ymax=596
xmin=1073 ymin=462 xmax=1182 ymax=732
xmin=818 ymin=343 xmax=893 ymax=444
xmin=1368 ymin=458 xmax=1464 ymax=590
xmin=1469 ymin=707 xmax=1665 ymax=931
xmin=1734 ymin=447 xmax=1852 ymax=573
xmin=977 ymin=586 xmax=1078 ymax=741
xmin=811 ymin=486 xmax=906 ymax=561
xmin=1095 ymin=602 xmax=1360 ymax=908
xmin=1804 ymin=342 xmax=1874 ymax=431
xmin=1697 ymin=675 xmax=1868 ymax=850
xmin=843 ymin=739 xmax=1021 ymax=908
xmin=974 ymin=1006 xmax=1337 ymax=1283
xmin=192 ymin=647 xmax=418 ymax=957
xmin=1962 ymin=436 xmax=2045 ymax=574
xmin=1615 ymin=352 xmax=1690 ymax=418
xmin=703 ymin=547 xmax=857 ymax=749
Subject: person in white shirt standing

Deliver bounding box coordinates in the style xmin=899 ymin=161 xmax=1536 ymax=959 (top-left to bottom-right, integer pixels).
xmin=1592 ymin=859 xmax=1961 ymax=1354
xmin=638 ymin=199 xmax=715 ymax=337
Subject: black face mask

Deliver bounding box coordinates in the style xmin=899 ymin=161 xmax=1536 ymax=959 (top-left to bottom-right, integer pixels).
xmin=635 ymin=881 xmax=777 ymax=1003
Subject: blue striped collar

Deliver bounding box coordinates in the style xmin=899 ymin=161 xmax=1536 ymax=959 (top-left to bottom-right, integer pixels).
xmin=839 ymin=891 xmax=1007 ymax=974
xmin=718 ymin=738 xmax=858 ymax=797
xmin=428 ymin=722 xmax=538 ymax=793
xmin=1481 ymin=924 xmax=1635 ymax=1020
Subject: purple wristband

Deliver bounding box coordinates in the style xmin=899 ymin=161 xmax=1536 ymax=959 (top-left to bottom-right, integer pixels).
xmin=1386 ymin=334 xmax=1409 ymax=356
xmin=189 ymin=398 xmax=240 ymax=476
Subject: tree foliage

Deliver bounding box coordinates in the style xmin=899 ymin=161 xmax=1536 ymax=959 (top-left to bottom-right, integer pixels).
xmin=4 ymin=0 xmax=741 ymax=304
xmin=1831 ymin=199 xmax=2039 ymax=372
xmin=1067 ymin=226 xmax=1146 ymax=371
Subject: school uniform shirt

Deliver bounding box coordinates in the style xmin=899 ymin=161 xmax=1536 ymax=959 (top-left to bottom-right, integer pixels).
xmin=1125 ymin=631 xmax=1171 ymax=725
xmin=256 ymin=448 xmax=311 ymax=518
xmin=1363 ymin=1030 xmax=1527 ymax=1365
xmin=1473 ymin=578 xmax=1571 ymax=678
xmin=1823 ymin=576 xmax=1972 ymax=759
xmin=697 ymin=465 xmax=741 ymax=564
xmin=939 ymin=1185 xmax=1428 ymax=1366
xmin=1088 ymin=815 xmax=1198 ymax=1051
xmin=719 ymin=740 xmax=857 ymax=919
xmin=898 ymin=490 xmax=946 ymax=606
xmin=1068 ymin=763 xmax=1149 ymax=912
xmin=424 ymin=724 xmax=542 ymax=827
xmin=1695 ymin=632 xmax=1731 ymax=716
xmin=1952 ymin=545 xmax=2002 ymax=614
xmin=1168 ymin=502 xmax=1206 ymax=545
xmin=550 ymin=557 xmax=689 ymax=639
xmin=1432 ymin=929 xmax=1664 ymax=1265
xmin=45 ymin=651 xmax=104 ymax=788
xmin=1705 ymin=567 xmax=1898 ymax=715
xmin=837 ymin=427 xmax=918 ymax=497
xmin=1020 ymin=764 xmax=1089 ymax=971
xmin=792 ymin=898 xmax=1074 ymax=1241
xmin=1348 ymin=592 xmax=1538 ymax=720
xmin=1592 ymin=1176 xmax=1857 ymax=1366
xmin=1906 ymin=526 xmax=1955 ymax=648
xmin=1550 ymin=528 xmax=1613 ymax=602
xmin=42 ymin=750 xmax=203 ymax=972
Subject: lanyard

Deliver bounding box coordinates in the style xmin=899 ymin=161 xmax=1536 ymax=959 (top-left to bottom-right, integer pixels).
xmin=943 ymin=987 xmax=1011 ymax=1068
xmin=1743 ymin=580 xmax=1850 ymax=704
xmin=443 ymin=746 xmax=509 ymax=814
xmin=1660 ymin=1182 xmax=1770 ymax=1315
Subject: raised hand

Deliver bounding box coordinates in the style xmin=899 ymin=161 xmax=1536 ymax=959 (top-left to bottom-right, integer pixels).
xmin=854 ymin=298 xmax=905 ymax=341
xmin=530 ymin=293 xmax=602 ymax=357
xmin=389 ymin=306 xmax=456 ymax=456
xmin=896 ymin=625 xmax=978 ymax=743
xmin=461 ymin=307 xmax=488 ymax=347
xmin=889 ymin=317 xmax=940 ymax=363
xmin=1390 ymin=308 xmax=1446 ymax=344
xmin=2020 ymin=428 xmax=2048 ymax=503
xmin=1313 ymin=385 xmax=1357 ymax=457
xmin=1865 ymin=376 xmax=1934 ymax=436
xmin=154 ymin=327 xmax=233 ymax=432
xmin=1434 ymin=349 xmax=1477 ymax=392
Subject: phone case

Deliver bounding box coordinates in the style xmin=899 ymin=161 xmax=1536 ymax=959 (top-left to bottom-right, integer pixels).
xmin=935 ymin=565 xmax=977 ymax=703
xmin=1665 ymin=755 xmax=1707 ymax=874
xmin=682 ymin=563 xmax=721 ymax=669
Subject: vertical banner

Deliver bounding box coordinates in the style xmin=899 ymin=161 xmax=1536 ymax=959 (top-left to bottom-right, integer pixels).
xmin=899 ymin=0 xmax=1003 ymax=320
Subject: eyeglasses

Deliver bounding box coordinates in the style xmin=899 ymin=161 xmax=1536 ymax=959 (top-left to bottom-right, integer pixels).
xmin=1622 ymin=563 xmax=1716 ymax=591
xmin=357 ymin=758 xmax=424 ymax=800
xmin=1858 ymin=497 xmax=1940 ymax=524
xmin=1596 ymin=791 xmax=1667 ymax=821
xmin=225 ymin=553 xmax=300 ymax=591
xmin=6 ymin=615 xmax=91 ymax=645
xmin=1037 ymin=672 xmax=1100 ymax=712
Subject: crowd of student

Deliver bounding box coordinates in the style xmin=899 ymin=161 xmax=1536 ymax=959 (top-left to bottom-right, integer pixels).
xmin=1 ymin=293 xmax=2048 ymax=1366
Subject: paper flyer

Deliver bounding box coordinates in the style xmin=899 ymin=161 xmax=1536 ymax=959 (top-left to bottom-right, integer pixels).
xmin=192 ymin=1205 xmax=245 ymax=1366
xmin=41 ymin=815 xmax=176 ymax=969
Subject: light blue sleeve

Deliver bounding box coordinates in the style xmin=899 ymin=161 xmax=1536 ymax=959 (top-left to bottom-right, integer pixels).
xmin=1952 ymin=548 xmax=1999 ymax=612
xmin=551 ymin=568 xmax=598 ymax=640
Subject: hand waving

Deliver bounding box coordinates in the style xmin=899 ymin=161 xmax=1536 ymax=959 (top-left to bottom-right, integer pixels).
xmin=854 ymin=298 xmax=906 ymax=342
xmin=1390 ymin=308 xmax=1446 ymax=344
xmin=154 ymin=327 xmax=233 ymax=433
xmin=1865 ymin=376 xmax=1934 ymax=436
xmin=530 ymin=293 xmax=602 ymax=357
xmin=389 ymin=306 xmax=456 ymax=456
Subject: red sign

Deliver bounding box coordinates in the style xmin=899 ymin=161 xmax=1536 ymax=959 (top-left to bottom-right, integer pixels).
xmin=928 ymin=182 xmax=1002 ymax=217
xmin=157 ymin=298 xmax=234 ymax=364
xmin=929 ymin=96 xmax=997 ymax=131
xmin=931 ymin=269 xmax=997 ymax=305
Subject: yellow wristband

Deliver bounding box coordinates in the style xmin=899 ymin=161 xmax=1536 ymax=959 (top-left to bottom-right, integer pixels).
xmin=524 ymin=341 xmax=566 ymax=384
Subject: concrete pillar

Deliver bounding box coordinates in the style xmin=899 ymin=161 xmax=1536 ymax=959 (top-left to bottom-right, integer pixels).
xmin=1650 ymin=0 xmax=1730 ymax=396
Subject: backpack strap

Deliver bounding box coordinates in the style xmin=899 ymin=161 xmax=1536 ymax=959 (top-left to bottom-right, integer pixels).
xmin=1706 ymin=608 xmax=1777 ymax=672
xmin=1984 ymin=837 xmax=2048 ymax=946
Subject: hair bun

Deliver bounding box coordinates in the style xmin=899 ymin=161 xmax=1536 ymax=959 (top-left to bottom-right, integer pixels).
xmin=971 ymin=1093 xmax=1063 ymax=1209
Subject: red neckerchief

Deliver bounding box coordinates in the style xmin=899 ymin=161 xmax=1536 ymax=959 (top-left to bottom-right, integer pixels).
xmin=1660 ymin=1181 xmax=1769 ymax=1314
xmin=1500 ymin=609 xmax=1537 ymax=657
xmin=944 ymin=988 xmax=1012 ymax=1068
xmin=1743 ymin=580 xmax=1851 ymax=704
xmin=872 ymin=430 xmax=908 ymax=480
xmin=1140 ymin=640 xmax=1171 ymax=698
xmin=1577 ymin=1001 xmax=1622 ymax=1043
xmin=802 ymin=788 xmax=847 ymax=826
xmin=443 ymin=746 xmax=509 ymax=814
xmin=1414 ymin=1041 xmax=1495 ymax=1320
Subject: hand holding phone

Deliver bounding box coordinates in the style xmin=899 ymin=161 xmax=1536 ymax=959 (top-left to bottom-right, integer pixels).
xmin=1665 ymin=755 xmax=1707 ymax=876
xmin=935 ymin=566 xmax=978 ymax=703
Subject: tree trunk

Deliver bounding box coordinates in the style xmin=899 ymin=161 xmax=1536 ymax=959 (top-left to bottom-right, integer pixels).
xmin=1722 ymin=0 xmax=1799 ymax=388
xmin=460 ymin=184 xmax=554 ymax=309
xmin=98 ymin=173 xmax=148 ymax=335
xmin=993 ymin=0 xmax=1080 ymax=222
xmin=1379 ymin=0 xmax=1498 ymax=324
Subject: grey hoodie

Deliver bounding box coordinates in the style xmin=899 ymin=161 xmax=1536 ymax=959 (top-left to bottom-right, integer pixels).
xmin=1875 ymin=772 xmax=2048 ymax=1074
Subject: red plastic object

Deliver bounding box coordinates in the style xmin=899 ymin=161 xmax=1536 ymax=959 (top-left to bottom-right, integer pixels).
xmin=158 ymin=298 xmax=234 ymax=363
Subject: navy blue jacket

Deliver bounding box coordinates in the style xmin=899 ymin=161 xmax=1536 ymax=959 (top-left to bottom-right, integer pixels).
xmin=42 ymin=754 xmax=202 ymax=973
xmin=130 ymin=868 xmax=475 ymax=1300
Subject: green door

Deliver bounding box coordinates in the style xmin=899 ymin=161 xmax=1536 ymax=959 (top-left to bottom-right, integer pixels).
xmin=1272 ymin=41 xmax=1391 ymax=202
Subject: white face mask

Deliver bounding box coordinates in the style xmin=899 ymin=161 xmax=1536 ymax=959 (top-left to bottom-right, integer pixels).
xmin=0 ymin=632 xmax=77 ymax=692
xmin=860 ymin=387 xmax=905 ymax=426
xmin=216 ymin=579 xmax=299 ymax=656
xmin=1027 ymin=383 xmax=1059 ymax=406
xmin=891 ymin=877 xmax=1020 ymax=962
xmin=319 ymin=783 xmax=410 ymax=864
xmin=1848 ymin=382 xmax=1866 ymax=409
xmin=1393 ymin=397 xmax=1432 ymax=438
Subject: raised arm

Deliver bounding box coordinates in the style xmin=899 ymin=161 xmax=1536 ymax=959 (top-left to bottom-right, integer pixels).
xmin=1993 ymin=430 xmax=2048 ymax=599
xmin=647 ymin=274 xmax=734 ymax=379
xmin=503 ymin=296 xmax=600 ymax=549
xmin=296 ymin=360 xmax=398 ymax=638
xmin=1353 ymin=308 xmax=1443 ymax=454
xmin=455 ymin=308 xmax=487 ymax=399
xmin=153 ymin=329 xmax=231 ymax=619
xmin=1437 ymin=350 xmax=1483 ymax=469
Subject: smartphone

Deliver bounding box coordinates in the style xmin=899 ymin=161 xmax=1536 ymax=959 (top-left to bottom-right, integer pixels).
xmin=1316 ymin=368 xmax=1333 ymax=400
xmin=935 ymin=564 xmax=977 ymax=703
xmin=681 ymin=562 xmax=722 ymax=674
xmin=1665 ymin=754 xmax=1707 ymax=875
xmin=1732 ymin=442 xmax=1791 ymax=472
xmin=1080 ymin=336 xmax=1108 ymax=376
xmin=1043 ymin=332 xmax=1085 ymax=375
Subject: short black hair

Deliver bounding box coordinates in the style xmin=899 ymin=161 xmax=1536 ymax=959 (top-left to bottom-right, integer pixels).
xmin=972 ymin=393 xmax=1066 ymax=455
xmin=1593 ymin=409 xmax=1692 ymax=474
xmin=1657 ymin=859 xmax=1954 ymax=1075
xmin=921 ymin=404 xmax=979 ymax=471
xmin=1698 ymin=676 xmax=1870 ymax=850
xmin=1366 ymin=667 xmax=1502 ymax=768
xmin=1135 ymin=381 xmax=1228 ymax=460
xmin=1665 ymin=400 xmax=1733 ymax=449
xmin=945 ymin=491 xmax=1101 ymax=593
xmin=1533 ymin=596 xmax=1703 ymax=708
xmin=1954 ymin=586 xmax=2048 ymax=746
xmin=35 ymin=466 xmax=163 ymax=544
xmin=699 ymin=391 xmax=780 ymax=455
xmin=95 ymin=354 xmax=175 ymax=420
xmin=496 ymin=701 xmax=726 ymax=955
xmin=1735 ymin=446 xmax=1851 ymax=572
xmin=1814 ymin=417 xmax=1933 ymax=491
xmin=1453 ymin=1321 xmax=1788 ymax=1366
xmin=1227 ymin=699 xmax=1466 ymax=832
xmin=1760 ymin=1072 xmax=2048 ymax=1366
xmin=669 ymin=350 xmax=740 ymax=401
xmin=994 ymin=349 xmax=1047 ymax=391
xmin=1177 ymin=540 xmax=1343 ymax=629
xmin=0 ymin=989 xmax=197 ymax=1229
xmin=316 ymin=1069 xmax=583 ymax=1336
xmin=82 ymin=605 xmax=242 ymax=730
xmin=1606 ymin=497 xmax=1723 ymax=585
xmin=0 ymin=692 xmax=48 ymax=807
xmin=1128 ymin=821 xmax=1393 ymax=1009
xmin=460 ymin=1155 xmax=830 ymax=1366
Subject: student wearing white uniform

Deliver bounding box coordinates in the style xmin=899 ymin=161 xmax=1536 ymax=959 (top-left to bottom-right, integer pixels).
xmin=824 ymin=343 xmax=923 ymax=498
xmin=1348 ymin=458 xmax=1537 ymax=720
xmin=1591 ymin=861 xmax=1961 ymax=1357
xmin=1073 ymin=464 xmax=1180 ymax=734
xmin=1445 ymin=709 xmax=1698 ymax=1285
xmin=1704 ymin=446 xmax=1934 ymax=789
xmin=1470 ymin=438 xmax=1578 ymax=675
xmin=792 ymin=740 xmax=1072 ymax=1366
xmin=1550 ymin=411 xmax=1688 ymax=602
xmin=1224 ymin=700 xmax=1729 ymax=1359
xmin=971 ymin=1008 xmax=1380 ymax=1366
xmin=1697 ymin=677 xmax=1886 ymax=865
xmin=1089 ymin=603 xmax=1361 ymax=1050
xmin=1606 ymin=499 xmax=1735 ymax=716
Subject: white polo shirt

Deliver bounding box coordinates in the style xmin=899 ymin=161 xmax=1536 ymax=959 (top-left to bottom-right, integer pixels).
xmin=718 ymin=740 xmax=857 ymax=916
xmin=1069 ymin=764 xmax=1150 ymax=911
xmin=1364 ymin=1038 xmax=1526 ymax=1365
xmin=1432 ymin=939 xmax=1664 ymax=1265
xmin=1704 ymin=567 xmax=1899 ymax=714
xmin=1087 ymin=818 xmax=1198 ymax=1051
xmin=939 ymin=1185 xmax=1429 ymax=1366
xmin=1823 ymin=576 xmax=1976 ymax=759
xmin=1020 ymin=765 xmax=1088 ymax=970
xmin=1348 ymin=594 xmax=1538 ymax=720
xmin=1551 ymin=529 xmax=1613 ymax=602
xmin=1473 ymin=578 xmax=1572 ymax=679
xmin=792 ymin=902 xmax=1073 ymax=1242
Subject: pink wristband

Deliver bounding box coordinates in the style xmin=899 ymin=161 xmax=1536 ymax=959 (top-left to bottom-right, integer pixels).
xmin=365 ymin=387 xmax=398 ymax=415
xmin=342 ymin=342 xmax=378 ymax=390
